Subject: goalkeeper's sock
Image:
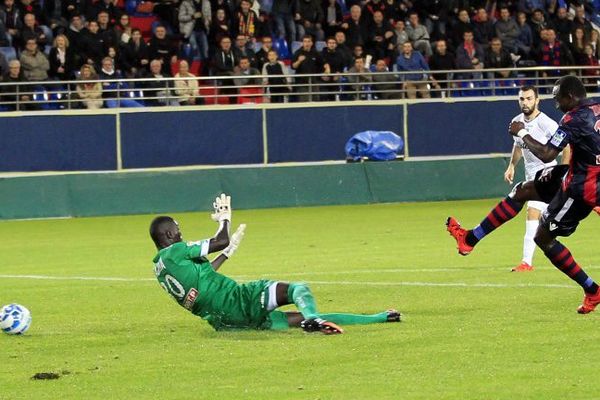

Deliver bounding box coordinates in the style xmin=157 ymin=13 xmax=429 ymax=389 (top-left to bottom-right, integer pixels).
xmin=466 ymin=196 xmax=524 ymax=246
xmin=288 ymin=283 xmax=319 ymax=320
xmin=317 ymin=312 xmax=388 ymax=325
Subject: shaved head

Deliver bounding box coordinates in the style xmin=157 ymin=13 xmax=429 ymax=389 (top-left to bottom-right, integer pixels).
xmin=150 ymin=216 xmax=182 ymax=248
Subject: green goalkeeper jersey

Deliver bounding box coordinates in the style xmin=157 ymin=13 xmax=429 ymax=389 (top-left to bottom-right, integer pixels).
xmin=152 ymin=241 xmax=272 ymax=330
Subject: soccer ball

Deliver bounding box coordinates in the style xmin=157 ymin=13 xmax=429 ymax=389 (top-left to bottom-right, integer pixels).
xmin=1 ymin=304 xmax=32 ymax=335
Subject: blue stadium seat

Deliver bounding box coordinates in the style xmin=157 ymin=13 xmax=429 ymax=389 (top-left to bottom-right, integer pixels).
xmin=0 ymin=46 xmax=17 ymax=61
xmin=290 ymin=41 xmax=302 ymax=54
xmin=272 ymin=37 xmax=290 ymax=60
xmin=315 ymin=41 xmax=326 ymax=52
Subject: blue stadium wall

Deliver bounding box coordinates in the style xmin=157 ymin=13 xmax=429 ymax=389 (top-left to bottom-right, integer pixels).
xmin=0 ymin=98 xmax=551 ymax=219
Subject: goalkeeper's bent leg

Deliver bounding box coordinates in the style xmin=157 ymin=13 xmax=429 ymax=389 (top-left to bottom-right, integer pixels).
xmin=288 ymin=283 xmax=319 ymax=320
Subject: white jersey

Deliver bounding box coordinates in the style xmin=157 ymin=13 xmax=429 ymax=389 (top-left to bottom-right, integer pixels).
xmin=511 ymin=112 xmax=559 ymax=181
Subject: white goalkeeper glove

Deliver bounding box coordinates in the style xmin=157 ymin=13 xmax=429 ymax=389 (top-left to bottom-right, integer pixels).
xmin=222 ymin=224 xmax=246 ymax=258
xmin=210 ymin=193 xmax=232 ymax=222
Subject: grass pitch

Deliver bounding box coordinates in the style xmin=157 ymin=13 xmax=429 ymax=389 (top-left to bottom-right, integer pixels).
xmin=2 ymin=199 xmax=600 ymax=399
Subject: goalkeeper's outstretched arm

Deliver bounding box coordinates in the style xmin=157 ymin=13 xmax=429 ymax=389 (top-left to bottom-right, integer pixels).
xmin=211 ymin=224 xmax=246 ymax=271
xmin=207 ymin=220 xmax=231 ymax=255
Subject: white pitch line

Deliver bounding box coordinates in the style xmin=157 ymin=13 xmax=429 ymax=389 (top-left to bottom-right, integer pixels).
xmin=0 ymin=274 xmax=575 ymax=289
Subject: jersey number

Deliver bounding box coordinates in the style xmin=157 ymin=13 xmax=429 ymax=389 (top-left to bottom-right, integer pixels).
xmin=161 ymin=274 xmax=186 ymax=301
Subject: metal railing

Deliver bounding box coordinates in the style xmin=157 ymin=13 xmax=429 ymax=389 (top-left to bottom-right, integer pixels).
xmin=0 ymin=66 xmax=598 ymax=111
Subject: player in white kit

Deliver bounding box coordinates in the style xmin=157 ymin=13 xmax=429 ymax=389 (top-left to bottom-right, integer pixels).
xmin=503 ymin=85 xmax=571 ymax=272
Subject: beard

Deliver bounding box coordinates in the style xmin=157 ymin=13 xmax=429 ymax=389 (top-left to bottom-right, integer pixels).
xmin=521 ymin=106 xmax=534 ymax=116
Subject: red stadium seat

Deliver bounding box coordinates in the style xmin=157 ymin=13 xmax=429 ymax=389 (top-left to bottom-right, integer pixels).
xmin=129 ymin=15 xmax=158 ymax=38
xmin=199 ymin=86 xmax=230 ymax=105
xmin=237 ymin=86 xmax=264 ymax=104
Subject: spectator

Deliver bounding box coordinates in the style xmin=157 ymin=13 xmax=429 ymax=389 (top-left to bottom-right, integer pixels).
xmin=43 ymin=0 xmax=68 ymax=34
xmin=342 ymin=5 xmax=369 ymax=49
xmin=396 ymin=41 xmax=430 ymax=99
xmin=456 ymin=30 xmax=485 ymax=79
xmin=367 ymin=10 xmax=394 ymax=60
xmin=534 ymin=28 xmax=574 ymax=78
xmin=48 ymin=33 xmax=75 ymax=80
xmin=63 ymin=0 xmax=91 ymax=20
xmin=392 ymin=20 xmax=409 ymax=52
xmin=346 ymin=55 xmax=372 ymax=100
xmin=322 ymin=0 xmax=343 ymax=38
xmin=419 ymin=0 xmax=449 ymax=41
xmin=20 ymin=38 xmax=49 ymax=81
xmin=92 ymin=0 xmax=121 ymax=22
xmin=143 ymin=58 xmax=178 ymax=106
xmin=0 ymin=15 xmax=8 ymax=45
xmin=233 ymin=34 xmax=257 ymax=67
xmin=174 ymin=59 xmax=201 ymax=105
xmin=148 ymin=25 xmax=177 ymax=76
xmin=81 ymin=20 xmax=105 ymax=68
xmin=473 ymin=7 xmax=495 ymax=48
xmin=291 ymin=34 xmax=324 ymax=101
xmin=212 ymin=35 xmax=238 ymax=75
xmin=179 ymin=0 xmax=210 ymax=61
xmin=121 ymin=28 xmax=149 ymax=77
xmin=371 ymin=58 xmax=399 ymax=99
xmin=518 ymin=0 xmax=553 ymax=16
xmin=580 ymin=44 xmax=600 ymax=89
xmin=21 ymin=12 xmax=48 ymax=51
xmin=570 ymin=27 xmax=588 ymax=65
xmin=552 ymin=7 xmax=573 ymax=45
xmin=234 ymin=0 xmax=260 ymax=42
xmin=233 ymin=55 xmax=260 ymax=87
xmin=528 ymin=8 xmax=551 ymax=48
xmin=516 ymin=11 xmax=533 ymax=59
xmin=115 ymin=13 xmax=132 ymax=45
xmin=428 ymin=39 xmax=455 ymax=97
xmin=451 ymin=9 xmax=474 ymax=49
xmin=0 ymin=0 xmax=23 ymax=47
xmin=75 ymin=63 xmax=103 ymax=109
xmin=296 ymin=0 xmax=324 ymax=42
xmin=362 ymin=0 xmax=386 ymax=24
xmin=0 ymin=49 xmax=8 ymax=75
xmin=271 ymin=0 xmax=298 ymax=45
xmin=208 ymin=8 xmax=232 ymax=49
xmin=573 ymin=5 xmax=592 ymax=39
xmin=262 ymin=49 xmax=292 ymax=103
xmin=98 ymin=56 xmax=142 ymax=108
xmin=255 ymin=35 xmax=273 ymax=69
xmin=590 ymin=29 xmax=600 ymax=59
xmin=334 ymin=30 xmax=353 ymax=69
xmin=406 ymin=11 xmax=432 ymax=57
xmin=320 ymin=36 xmax=344 ymax=100
xmin=484 ymin=37 xmax=513 ymax=78
xmin=495 ymin=6 xmax=520 ymax=54
xmin=65 ymin=14 xmax=84 ymax=61
xmin=1 ymin=60 xmax=32 ymax=110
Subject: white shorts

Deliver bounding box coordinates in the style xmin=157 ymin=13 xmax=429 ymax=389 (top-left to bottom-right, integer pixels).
xmin=528 ymin=200 xmax=548 ymax=212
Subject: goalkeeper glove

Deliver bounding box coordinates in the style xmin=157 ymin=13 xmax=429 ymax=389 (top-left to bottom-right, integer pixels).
xmin=223 ymin=224 xmax=246 ymax=258
xmin=211 ymin=193 xmax=232 ymax=222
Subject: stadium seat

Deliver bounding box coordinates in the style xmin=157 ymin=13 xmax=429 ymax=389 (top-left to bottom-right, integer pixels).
xmin=315 ymin=41 xmax=326 ymax=52
xmin=237 ymin=86 xmax=264 ymax=104
xmin=130 ymin=15 xmax=158 ymax=38
xmin=0 ymin=46 xmax=17 ymax=61
xmin=253 ymin=41 xmax=263 ymax=53
xmin=290 ymin=41 xmax=302 ymax=54
xmin=272 ymin=37 xmax=290 ymax=60
xmin=199 ymin=85 xmax=230 ymax=104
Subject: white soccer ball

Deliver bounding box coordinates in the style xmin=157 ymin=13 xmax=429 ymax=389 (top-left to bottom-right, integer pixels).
xmin=1 ymin=304 xmax=32 ymax=335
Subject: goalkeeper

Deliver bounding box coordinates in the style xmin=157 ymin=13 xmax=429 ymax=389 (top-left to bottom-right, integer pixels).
xmin=150 ymin=194 xmax=401 ymax=335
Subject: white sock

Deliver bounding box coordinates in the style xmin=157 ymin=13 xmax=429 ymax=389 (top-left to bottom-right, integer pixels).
xmin=522 ymin=219 xmax=539 ymax=265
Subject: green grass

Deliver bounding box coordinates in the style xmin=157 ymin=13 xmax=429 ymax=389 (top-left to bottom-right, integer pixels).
xmin=2 ymin=199 xmax=600 ymax=399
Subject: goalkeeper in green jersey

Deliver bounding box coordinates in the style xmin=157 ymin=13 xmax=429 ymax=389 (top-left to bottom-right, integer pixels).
xmin=150 ymin=194 xmax=401 ymax=335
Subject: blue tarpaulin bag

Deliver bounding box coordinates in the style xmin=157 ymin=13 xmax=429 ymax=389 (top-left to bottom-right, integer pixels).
xmin=345 ymin=131 xmax=404 ymax=161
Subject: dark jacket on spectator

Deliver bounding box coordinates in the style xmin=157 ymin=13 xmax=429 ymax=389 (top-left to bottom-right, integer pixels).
xmin=456 ymin=40 xmax=485 ymax=69
xmin=48 ymin=47 xmax=76 ymax=80
xmin=81 ymin=29 xmax=106 ymax=66
xmin=292 ymin=47 xmax=324 ymax=83
xmin=121 ymin=38 xmax=149 ymax=75
xmin=212 ymin=49 xmax=238 ymax=75
xmin=148 ymin=36 xmax=176 ymax=75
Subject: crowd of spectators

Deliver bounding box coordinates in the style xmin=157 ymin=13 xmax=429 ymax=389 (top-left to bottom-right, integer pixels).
xmin=1 ymin=0 xmax=600 ymax=108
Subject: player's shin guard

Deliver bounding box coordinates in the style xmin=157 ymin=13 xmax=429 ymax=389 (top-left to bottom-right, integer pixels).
xmin=467 ymin=196 xmax=524 ymax=246
xmin=288 ymin=283 xmax=319 ymax=320
xmin=318 ymin=311 xmax=389 ymax=325
xmin=544 ymin=241 xmax=599 ymax=294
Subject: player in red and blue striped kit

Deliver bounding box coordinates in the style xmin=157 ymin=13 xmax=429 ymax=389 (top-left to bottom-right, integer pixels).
xmin=447 ymin=75 xmax=600 ymax=314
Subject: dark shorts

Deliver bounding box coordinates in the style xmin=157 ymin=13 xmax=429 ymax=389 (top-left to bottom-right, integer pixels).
xmin=540 ymin=188 xmax=594 ymax=237
xmin=533 ymin=165 xmax=570 ymax=203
